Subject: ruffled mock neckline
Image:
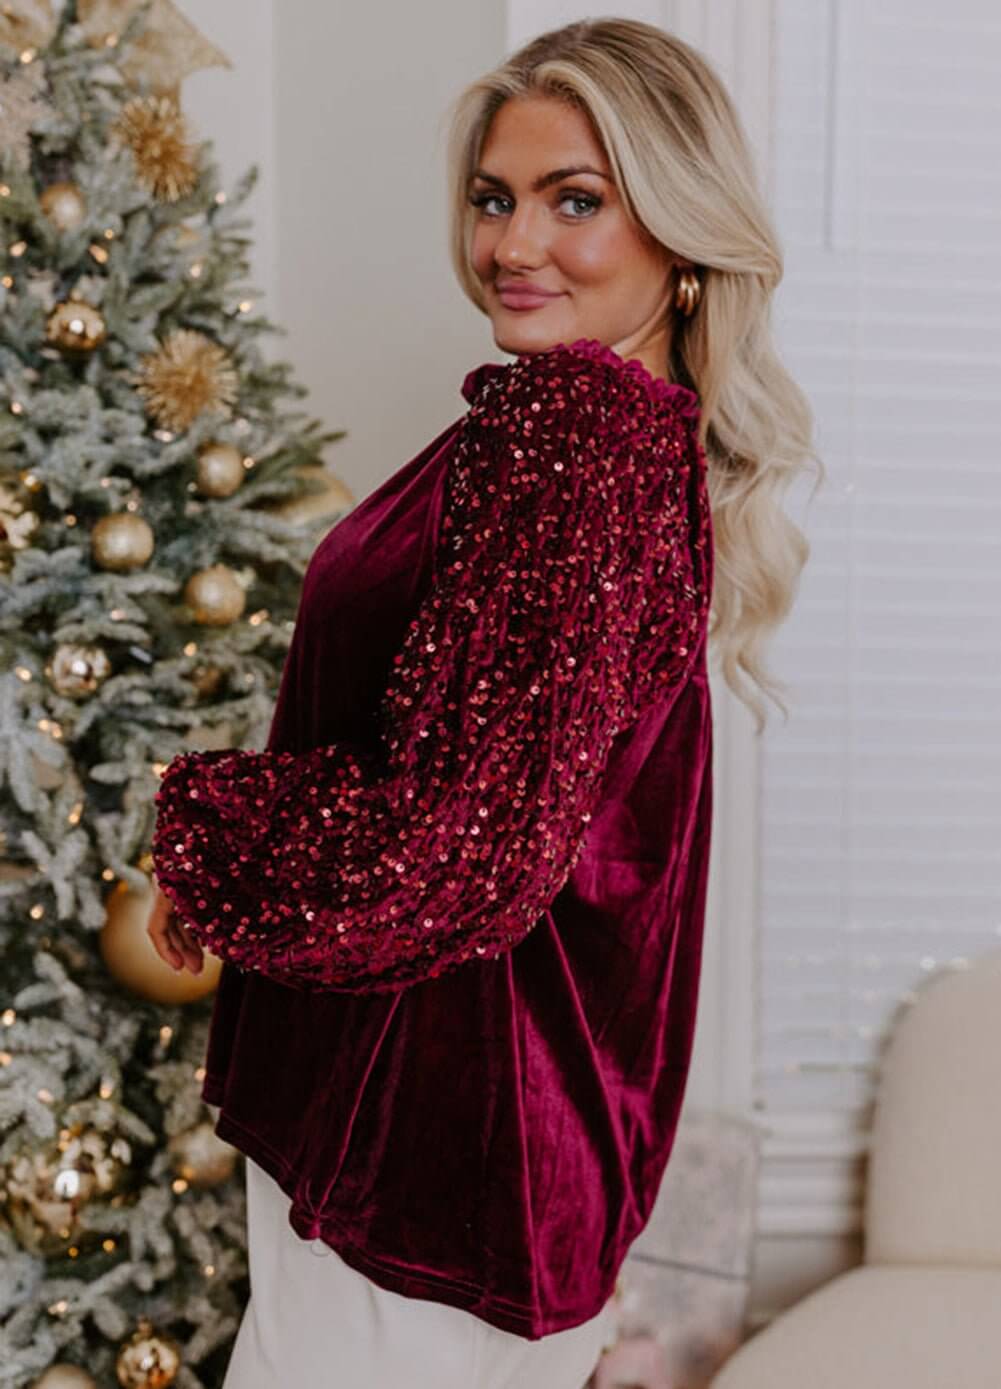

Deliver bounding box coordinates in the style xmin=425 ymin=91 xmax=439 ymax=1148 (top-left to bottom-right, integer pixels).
xmin=461 ymin=337 xmax=700 ymax=419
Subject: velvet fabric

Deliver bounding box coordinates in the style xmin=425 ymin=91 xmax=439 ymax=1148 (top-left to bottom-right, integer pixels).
xmin=173 ymin=339 xmax=715 ymax=1340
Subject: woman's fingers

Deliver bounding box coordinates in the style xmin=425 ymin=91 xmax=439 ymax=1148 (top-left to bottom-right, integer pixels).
xmin=170 ymin=912 xmax=205 ymax=973
xmin=147 ymin=885 xmax=183 ymax=968
xmin=147 ymin=885 xmax=204 ymax=972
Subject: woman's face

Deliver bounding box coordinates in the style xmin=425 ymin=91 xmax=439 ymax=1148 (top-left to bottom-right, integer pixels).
xmin=468 ymin=94 xmax=687 ymax=379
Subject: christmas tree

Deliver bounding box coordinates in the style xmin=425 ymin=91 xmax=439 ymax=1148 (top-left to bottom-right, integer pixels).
xmin=0 ymin=3 xmax=349 ymax=1384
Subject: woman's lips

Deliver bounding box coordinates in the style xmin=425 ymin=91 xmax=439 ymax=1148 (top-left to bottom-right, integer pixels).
xmin=496 ymin=286 xmax=564 ymax=310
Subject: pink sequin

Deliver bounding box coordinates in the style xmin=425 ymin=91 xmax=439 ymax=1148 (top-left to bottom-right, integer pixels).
xmin=151 ymin=339 xmax=712 ymax=992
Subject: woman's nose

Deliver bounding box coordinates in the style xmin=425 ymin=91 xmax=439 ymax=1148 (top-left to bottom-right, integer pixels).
xmin=494 ymin=206 xmax=548 ymax=269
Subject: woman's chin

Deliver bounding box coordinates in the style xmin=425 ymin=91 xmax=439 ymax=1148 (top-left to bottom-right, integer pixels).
xmin=492 ymin=313 xmax=577 ymax=354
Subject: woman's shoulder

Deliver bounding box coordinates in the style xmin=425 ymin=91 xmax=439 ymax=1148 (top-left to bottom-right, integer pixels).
xmin=460 ymin=337 xmax=700 ymax=429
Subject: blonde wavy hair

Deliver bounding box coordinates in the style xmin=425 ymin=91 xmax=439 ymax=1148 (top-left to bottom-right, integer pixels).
xmin=442 ymin=17 xmax=824 ymax=733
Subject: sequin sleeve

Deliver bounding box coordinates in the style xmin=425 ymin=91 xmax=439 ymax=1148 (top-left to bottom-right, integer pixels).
xmin=151 ymin=341 xmax=711 ymax=994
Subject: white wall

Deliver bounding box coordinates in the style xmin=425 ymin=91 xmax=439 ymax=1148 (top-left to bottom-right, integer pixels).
xmin=184 ymin=0 xmax=506 ymax=497
xmin=182 ymin=1 xmax=278 ymax=319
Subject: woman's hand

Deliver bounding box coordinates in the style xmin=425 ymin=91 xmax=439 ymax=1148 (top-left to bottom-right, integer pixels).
xmin=147 ymin=881 xmax=205 ymax=974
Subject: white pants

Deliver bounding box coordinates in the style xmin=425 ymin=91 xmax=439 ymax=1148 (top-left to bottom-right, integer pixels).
xmin=222 ymin=1156 xmax=616 ymax=1389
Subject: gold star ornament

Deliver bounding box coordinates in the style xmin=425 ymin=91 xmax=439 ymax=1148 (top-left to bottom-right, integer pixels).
xmin=132 ymin=328 xmax=239 ymax=432
xmin=111 ymin=93 xmax=199 ymax=201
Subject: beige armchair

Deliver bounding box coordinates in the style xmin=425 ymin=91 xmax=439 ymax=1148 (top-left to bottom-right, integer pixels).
xmin=710 ymin=948 xmax=1001 ymax=1389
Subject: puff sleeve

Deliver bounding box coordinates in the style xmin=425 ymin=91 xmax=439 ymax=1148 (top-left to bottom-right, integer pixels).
xmin=151 ymin=341 xmax=711 ymax=994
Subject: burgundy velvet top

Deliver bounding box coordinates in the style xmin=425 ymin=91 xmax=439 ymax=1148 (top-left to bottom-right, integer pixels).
xmin=151 ymin=337 xmax=715 ymax=1340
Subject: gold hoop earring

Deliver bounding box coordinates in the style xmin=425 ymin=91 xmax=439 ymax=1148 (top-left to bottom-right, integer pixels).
xmin=675 ymin=268 xmax=702 ymax=317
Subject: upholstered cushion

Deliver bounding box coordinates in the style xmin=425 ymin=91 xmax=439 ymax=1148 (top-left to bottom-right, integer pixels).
xmin=710 ymin=1264 xmax=1001 ymax=1389
xmin=865 ymin=951 xmax=1001 ymax=1265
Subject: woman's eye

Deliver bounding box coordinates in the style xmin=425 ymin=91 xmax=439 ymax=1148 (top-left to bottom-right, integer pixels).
xmin=558 ymin=192 xmax=601 ymax=217
xmin=467 ymin=191 xmax=602 ymax=219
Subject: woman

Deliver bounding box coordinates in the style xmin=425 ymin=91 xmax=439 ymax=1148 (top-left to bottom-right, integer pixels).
xmin=148 ymin=18 xmax=816 ymax=1389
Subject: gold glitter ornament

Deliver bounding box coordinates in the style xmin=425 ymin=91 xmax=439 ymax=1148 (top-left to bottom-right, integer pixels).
xmin=266 ymin=463 xmax=353 ymax=526
xmin=77 ymin=0 xmax=231 ymax=96
xmin=0 ymin=470 xmax=41 ymax=571
xmin=183 ymin=563 xmax=246 ymax=626
xmin=0 ymin=0 xmax=58 ymax=53
xmin=166 ymin=1121 xmax=238 ymax=1188
xmin=32 ymin=1366 xmax=98 ymax=1389
xmin=3 ymin=1125 xmax=130 ymax=1256
xmin=195 ymin=440 xmax=243 ymax=497
xmin=190 ymin=661 xmax=224 ymax=697
xmin=45 ymin=297 xmax=107 ymax=353
xmin=99 ymin=876 xmax=221 ymax=1002
xmin=39 ymin=179 xmax=87 ymax=232
xmin=91 ymin=511 xmax=154 ymax=571
xmin=133 ymin=328 xmax=239 ymax=432
xmin=45 ymin=642 xmax=112 ymax=698
xmin=0 ymin=57 xmax=50 ymax=170
xmin=115 ymin=1320 xmax=181 ymax=1389
xmin=111 ymin=94 xmax=198 ymax=203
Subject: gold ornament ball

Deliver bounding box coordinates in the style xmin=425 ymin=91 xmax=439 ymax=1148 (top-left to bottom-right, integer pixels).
xmin=190 ymin=662 xmax=224 ymax=698
xmin=183 ymin=564 xmax=246 ymax=626
xmin=99 ymin=877 xmax=222 ymax=1004
xmin=39 ymin=181 xmax=88 ymax=233
xmin=91 ymin=512 xmax=155 ymax=571
xmin=3 ymin=1149 xmax=91 ymax=1256
xmin=115 ymin=1320 xmax=182 ymax=1389
xmin=33 ymin=1368 xmax=96 ymax=1389
xmin=195 ymin=441 xmax=244 ymax=498
xmin=46 ymin=643 xmax=112 ymax=699
xmin=3 ymin=1126 xmax=128 ymax=1257
xmin=167 ymin=1122 xmax=238 ymax=1188
xmin=46 ymin=298 xmax=107 ymax=353
xmin=267 ymin=464 xmax=353 ymax=527
xmin=33 ymin=1366 xmax=96 ymax=1389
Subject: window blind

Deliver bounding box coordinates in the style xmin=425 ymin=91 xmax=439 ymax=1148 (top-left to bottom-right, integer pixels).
xmin=758 ymin=0 xmax=1001 ymax=1210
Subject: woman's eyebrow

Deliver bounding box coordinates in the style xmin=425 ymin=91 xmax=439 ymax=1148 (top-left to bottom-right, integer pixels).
xmin=470 ymin=165 xmax=613 ymax=192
